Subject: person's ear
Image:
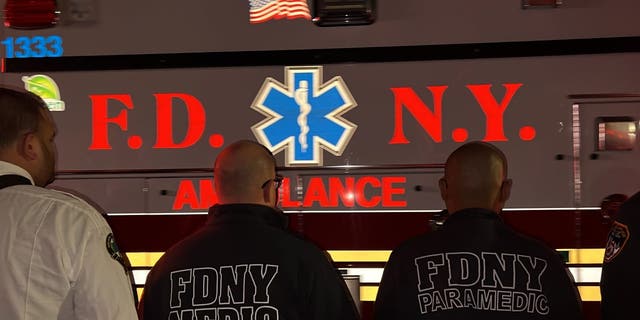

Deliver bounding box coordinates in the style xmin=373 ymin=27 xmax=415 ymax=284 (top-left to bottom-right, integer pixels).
xmin=438 ymin=177 xmax=448 ymax=201
xmin=500 ymin=178 xmax=513 ymax=203
xmin=262 ymin=181 xmax=274 ymax=204
xmin=17 ymin=132 xmax=39 ymax=161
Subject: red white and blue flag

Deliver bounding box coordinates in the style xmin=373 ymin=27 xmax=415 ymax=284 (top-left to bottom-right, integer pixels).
xmin=249 ymin=0 xmax=311 ymax=24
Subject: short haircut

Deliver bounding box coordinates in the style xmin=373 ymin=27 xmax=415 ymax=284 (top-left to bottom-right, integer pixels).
xmin=0 ymin=87 xmax=48 ymax=149
xmin=213 ymin=140 xmax=277 ymax=198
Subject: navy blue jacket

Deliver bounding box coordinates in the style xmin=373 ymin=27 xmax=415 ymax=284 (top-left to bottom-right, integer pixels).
xmin=375 ymin=208 xmax=583 ymax=320
xmin=601 ymin=191 xmax=640 ymax=320
xmin=139 ymin=204 xmax=359 ymax=320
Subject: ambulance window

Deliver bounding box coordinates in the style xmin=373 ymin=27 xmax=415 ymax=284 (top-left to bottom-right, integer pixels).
xmin=596 ymin=117 xmax=637 ymax=151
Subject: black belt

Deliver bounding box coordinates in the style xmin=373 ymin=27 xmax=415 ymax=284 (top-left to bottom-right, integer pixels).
xmin=0 ymin=174 xmax=31 ymax=190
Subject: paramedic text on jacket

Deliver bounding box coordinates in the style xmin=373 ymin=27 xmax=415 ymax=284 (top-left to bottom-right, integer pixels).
xmin=374 ymin=141 xmax=583 ymax=320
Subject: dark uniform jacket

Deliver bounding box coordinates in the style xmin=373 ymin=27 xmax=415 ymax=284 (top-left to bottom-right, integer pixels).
xmin=601 ymin=191 xmax=640 ymax=320
xmin=138 ymin=203 xmax=359 ymax=320
xmin=374 ymin=208 xmax=583 ymax=320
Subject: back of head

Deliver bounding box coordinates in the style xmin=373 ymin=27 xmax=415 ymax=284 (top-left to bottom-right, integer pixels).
xmin=0 ymin=87 xmax=45 ymax=149
xmin=213 ymin=140 xmax=278 ymax=206
xmin=439 ymin=141 xmax=511 ymax=214
xmin=0 ymin=87 xmax=56 ymax=186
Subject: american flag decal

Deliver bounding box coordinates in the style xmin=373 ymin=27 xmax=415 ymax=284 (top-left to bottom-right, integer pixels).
xmin=249 ymin=0 xmax=311 ymax=24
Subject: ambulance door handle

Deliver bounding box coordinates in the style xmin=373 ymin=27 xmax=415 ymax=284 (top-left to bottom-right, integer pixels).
xmin=160 ymin=189 xmax=177 ymax=196
xmin=554 ymin=153 xmax=599 ymax=160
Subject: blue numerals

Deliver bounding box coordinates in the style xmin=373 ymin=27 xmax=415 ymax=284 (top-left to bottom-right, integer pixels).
xmin=1 ymin=35 xmax=63 ymax=58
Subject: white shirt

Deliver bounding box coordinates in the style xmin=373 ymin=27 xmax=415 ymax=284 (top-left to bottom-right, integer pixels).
xmin=0 ymin=161 xmax=138 ymax=319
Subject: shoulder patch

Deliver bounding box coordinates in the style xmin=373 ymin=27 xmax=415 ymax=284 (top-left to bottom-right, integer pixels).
xmin=604 ymin=221 xmax=630 ymax=263
xmin=106 ymin=233 xmax=126 ymax=269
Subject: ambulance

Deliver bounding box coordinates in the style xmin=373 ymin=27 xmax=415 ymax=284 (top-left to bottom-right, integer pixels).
xmin=1 ymin=1 xmax=639 ymax=319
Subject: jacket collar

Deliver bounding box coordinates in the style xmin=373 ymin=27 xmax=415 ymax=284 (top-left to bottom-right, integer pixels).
xmin=444 ymin=208 xmax=502 ymax=227
xmin=0 ymin=160 xmax=35 ymax=185
xmin=207 ymin=203 xmax=288 ymax=229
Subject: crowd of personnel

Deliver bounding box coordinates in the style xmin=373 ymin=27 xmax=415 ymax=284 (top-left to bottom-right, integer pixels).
xmin=0 ymin=87 xmax=635 ymax=319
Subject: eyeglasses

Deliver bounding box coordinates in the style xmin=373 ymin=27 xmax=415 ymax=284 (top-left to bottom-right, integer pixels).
xmin=261 ymin=174 xmax=283 ymax=190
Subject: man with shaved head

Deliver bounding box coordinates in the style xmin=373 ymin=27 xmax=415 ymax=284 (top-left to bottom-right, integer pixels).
xmin=213 ymin=140 xmax=281 ymax=206
xmin=139 ymin=140 xmax=359 ymax=320
xmin=439 ymin=141 xmax=511 ymax=214
xmin=375 ymin=141 xmax=583 ymax=320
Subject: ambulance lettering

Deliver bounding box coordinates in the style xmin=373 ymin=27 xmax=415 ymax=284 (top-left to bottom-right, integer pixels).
xmin=172 ymin=176 xmax=407 ymax=210
xmin=89 ymin=93 xmax=224 ymax=150
xmin=390 ymin=83 xmax=536 ymax=144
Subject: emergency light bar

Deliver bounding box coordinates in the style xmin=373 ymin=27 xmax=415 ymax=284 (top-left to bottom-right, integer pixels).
xmin=3 ymin=0 xmax=59 ymax=29
xmin=312 ymin=0 xmax=376 ymax=26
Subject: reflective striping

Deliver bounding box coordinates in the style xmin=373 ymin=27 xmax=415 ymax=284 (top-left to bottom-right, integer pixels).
xmin=128 ymin=252 xmax=164 ymax=267
xmin=127 ymin=249 xmax=607 ymax=302
xmin=128 ymin=249 xmax=606 ymax=266
xmin=329 ymin=250 xmax=391 ymax=262
xmin=569 ymin=267 xmax=602 ymax=283
xmin=360 ymin=285 xmax=378 ymax=302
xmin=132 ymin=269 xmax=150 ymax=284
xmin=356 ymin=267 xmax=602 ymax=286
xmin=341 ymin=268 xmax=385 ymax=283
xmin=563 ymin=248 xmax=605 ymax=264
xmin=129 ymin=266 xmax=604 ymax=285
xmin=127 ymin=250 xmax=393 ymax=266
xmin=578 ymin=286 xmax=601 ymax=302
xmin=342 ymin=267 xmax=604 ymax=286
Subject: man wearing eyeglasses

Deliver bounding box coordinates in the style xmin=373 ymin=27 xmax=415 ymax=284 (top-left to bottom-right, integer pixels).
xmin=138 ymin=140 xmax=359 ymax=320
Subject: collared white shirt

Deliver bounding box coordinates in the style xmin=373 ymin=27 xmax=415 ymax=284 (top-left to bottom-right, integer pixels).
xmin=0 ymin=161 xmax=137 ymax=319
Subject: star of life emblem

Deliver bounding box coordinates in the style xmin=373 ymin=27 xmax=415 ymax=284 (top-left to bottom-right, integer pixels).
xmin=251 ymin=66 xmax=357 ymax=166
